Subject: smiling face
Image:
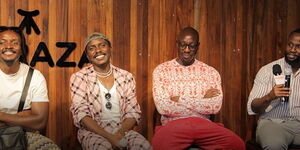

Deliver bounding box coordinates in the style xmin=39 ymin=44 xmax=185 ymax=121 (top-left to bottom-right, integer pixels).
xmin=0 ymin=30 xmax=21 ymax=66
xmin=85 ymin=38 xmax=111 ymax=67
xmin=285 ymin=33 xmax=300 ymax=68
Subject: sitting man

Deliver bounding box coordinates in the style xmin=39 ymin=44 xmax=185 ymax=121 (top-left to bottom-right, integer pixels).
xmin=70 ymin=32 xmax=152 ymax=150
xmin=0 ymin=26 xmax=59 ymax=149
xmin=151 ymin=26 xmax=245 ymax=150
xmin=247 ymin=28 xmax=300 ymax=150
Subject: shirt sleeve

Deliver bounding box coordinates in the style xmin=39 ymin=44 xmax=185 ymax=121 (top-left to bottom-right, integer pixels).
xmin=247 ymin=66 xmax=272 ymax=115
xmin=30 ymin=70 xmax=49 ymax=103
xmin=178 ymin=68 xmax=223 ymax=114
xmin=69 ymin=73 xmax=91 ymax=128
xmin=122 ymin=73 xmax=141 ymax=124
xmin=152 ymin=66 xmax=193 ymax=116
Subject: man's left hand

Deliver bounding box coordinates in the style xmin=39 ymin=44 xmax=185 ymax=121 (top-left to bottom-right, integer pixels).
xmin=170 ymin=96 xmax=180 ymax=102
xmin=204 ymin=88 xmax=220 ymax=98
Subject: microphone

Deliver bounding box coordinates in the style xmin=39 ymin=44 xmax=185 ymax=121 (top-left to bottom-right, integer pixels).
xmin=283 ymin=65 xmax=292 ymax=102
xmin=272 ymin=64 xmax=285 ymax=85
xmin=266 ymin=64 xmax=284 ymax=112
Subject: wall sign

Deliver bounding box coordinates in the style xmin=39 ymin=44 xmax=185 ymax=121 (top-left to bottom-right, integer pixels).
xmin=18 ymin=9 xmax=89 ymax=68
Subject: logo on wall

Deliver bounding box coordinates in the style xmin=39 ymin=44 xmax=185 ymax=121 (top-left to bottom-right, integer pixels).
xmin=18 ymin=9 xmax=89 ymax=68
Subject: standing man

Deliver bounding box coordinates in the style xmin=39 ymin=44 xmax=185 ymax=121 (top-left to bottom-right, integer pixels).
xmin=248 ymin=28 xmax=300 ymax=149
xmin=152 ymin=27 xmax=245 ymax=150
xmin=70 ymin=32 xmax=151 ymax=150
xmin=0 ymin=26 xmax=59 ymax=149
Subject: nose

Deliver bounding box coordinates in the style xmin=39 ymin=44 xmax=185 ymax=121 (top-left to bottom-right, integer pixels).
xmin=183 ymin=46 xmax=191 ymax=52
xmin=95 ymin=46 xmax=103 ymax=53
xmin=4 ymin=42 xmax=14 ymax=49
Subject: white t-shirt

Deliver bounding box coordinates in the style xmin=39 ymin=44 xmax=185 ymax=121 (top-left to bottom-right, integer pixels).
xmin=97 ymin=80 xmax=121 ymax=122
xmin=0 ymin=63 xmax=49 ymax=114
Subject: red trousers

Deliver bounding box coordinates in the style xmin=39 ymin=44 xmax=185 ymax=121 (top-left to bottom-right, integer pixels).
xmin=152 ymin=117 xmax=245 ymax=150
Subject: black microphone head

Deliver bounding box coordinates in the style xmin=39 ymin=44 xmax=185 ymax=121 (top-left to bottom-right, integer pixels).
xmin=273 ymin=64 xmax=282 ymax=75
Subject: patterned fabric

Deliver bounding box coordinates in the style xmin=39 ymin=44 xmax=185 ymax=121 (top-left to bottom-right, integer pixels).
xmin=248 ymin=58 xmax=300 ymax=120
xmin=70 ymin=65 xmax=150 ymax=150
xmin=79 ymin=120 xmax=151 ymax=150
xmin=26 ymin=132 xmax=60 ymax=150
xmin=153 ymin=59 xmax=223 ymax=125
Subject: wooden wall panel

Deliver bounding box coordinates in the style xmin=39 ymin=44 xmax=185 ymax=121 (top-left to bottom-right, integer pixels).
xmin=0 ymin=0 xmax=300 ymax=149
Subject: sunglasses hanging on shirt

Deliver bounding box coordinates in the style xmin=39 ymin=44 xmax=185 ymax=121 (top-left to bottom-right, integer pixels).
xmin=105 ymin=93 xmax=112 ymax=109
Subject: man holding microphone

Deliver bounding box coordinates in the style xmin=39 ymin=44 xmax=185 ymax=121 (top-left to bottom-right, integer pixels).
xmin=247 ymin=28 xmax=300 ymax=150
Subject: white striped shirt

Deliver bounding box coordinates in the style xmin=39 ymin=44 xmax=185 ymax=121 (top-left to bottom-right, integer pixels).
xmin=247 ymin=58 xmax=300 ymax=120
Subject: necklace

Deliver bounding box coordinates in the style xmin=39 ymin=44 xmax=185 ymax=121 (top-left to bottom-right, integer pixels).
xmin=96 ymin=66 xmax=112 ymax=78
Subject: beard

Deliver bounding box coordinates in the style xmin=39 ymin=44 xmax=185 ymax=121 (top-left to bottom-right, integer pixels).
xmin=3 ymin=59 xmax=16 ymax=66
xmin=285 ymin=52 xmax=300 ymax=68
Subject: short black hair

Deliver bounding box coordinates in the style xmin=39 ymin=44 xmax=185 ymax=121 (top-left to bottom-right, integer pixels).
xmin=0 ymin=26 xmax=28 ymax=64
xmin=288 ymin=28 xmax=300 ymax=38
xmin=177 ymin=26 xmax=199 ymax=43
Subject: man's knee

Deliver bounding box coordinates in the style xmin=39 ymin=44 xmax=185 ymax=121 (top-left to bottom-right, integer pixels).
xmin=81 ymin=135 xmax=112 ymax=150
xmin=260 ymin=139 xmax=288 ymax=150
xmin=127 ymin=131 xmax=152 ymax=150
xmin=224 ymin=134 xmax=246 ymax=150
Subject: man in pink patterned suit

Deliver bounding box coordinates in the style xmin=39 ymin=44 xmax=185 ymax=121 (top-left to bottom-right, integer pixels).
xmin=152 ymin=27 xmax=245 ymax=150
xmin=70 ymin=32 xmax=151 ymax=150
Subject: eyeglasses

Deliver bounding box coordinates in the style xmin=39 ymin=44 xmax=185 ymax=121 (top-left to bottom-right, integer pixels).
xmin=177 ymin=42 xmax=199 ymax=51
xmin=105 ymin=93 xmax=112 ymax=109
xmin=287 ymin=42 xmax=300 ymax=51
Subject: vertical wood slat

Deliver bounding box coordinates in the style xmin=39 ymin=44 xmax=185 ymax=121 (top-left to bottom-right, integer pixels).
xmin=113 ymin=0 xmax=131 ymax=70
xmin=0 ymin=1 xmax=300 ymax=149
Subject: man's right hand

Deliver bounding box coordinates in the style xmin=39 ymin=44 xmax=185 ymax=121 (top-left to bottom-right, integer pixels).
xmin=204 ymin=88 xmax=220 ymax=98
xmin=268 ymin=85 xmax=290 ymax=100
xmin=108 ymin=133 xmax=124 ymax=149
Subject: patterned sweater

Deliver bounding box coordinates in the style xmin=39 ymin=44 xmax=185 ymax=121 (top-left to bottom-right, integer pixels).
xmin=153 ymin=59 xmax=223 ymax=125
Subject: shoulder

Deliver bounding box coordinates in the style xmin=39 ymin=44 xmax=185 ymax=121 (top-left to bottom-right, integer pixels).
xmin=153 ymin=59 xmax=175 ymax=73
xmin=195 ymin=60 xmax=220 ymax=75
xmin=71 ymin=65 xmax=93 ymax=78
xmin=257 ymin=58 xmax=284 ymax=77
xmin=113 ymin=65 xmax=135 ymax=80
xmin=20 ymin=63 xmax=46 ymax=82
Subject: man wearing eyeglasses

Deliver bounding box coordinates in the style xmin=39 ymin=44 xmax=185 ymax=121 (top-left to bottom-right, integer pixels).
xmin=70 ymin=32 xmax=151 ymax=150
xmin=152 ymin=27 xmax=245 ymax=150
xmin=247 ymin=28 xmax=300 ymax=149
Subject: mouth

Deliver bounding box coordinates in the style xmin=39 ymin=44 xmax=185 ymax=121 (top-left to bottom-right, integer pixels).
xmin=94 ymin=54 xmax=106 ymax=60
xmin=287 ymin=53 xmax=298 ymax=60
xmin=182 ymin=53 xmax=192 ymax=59
xmin=2 ymin=49 xmax=16 ymax=56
